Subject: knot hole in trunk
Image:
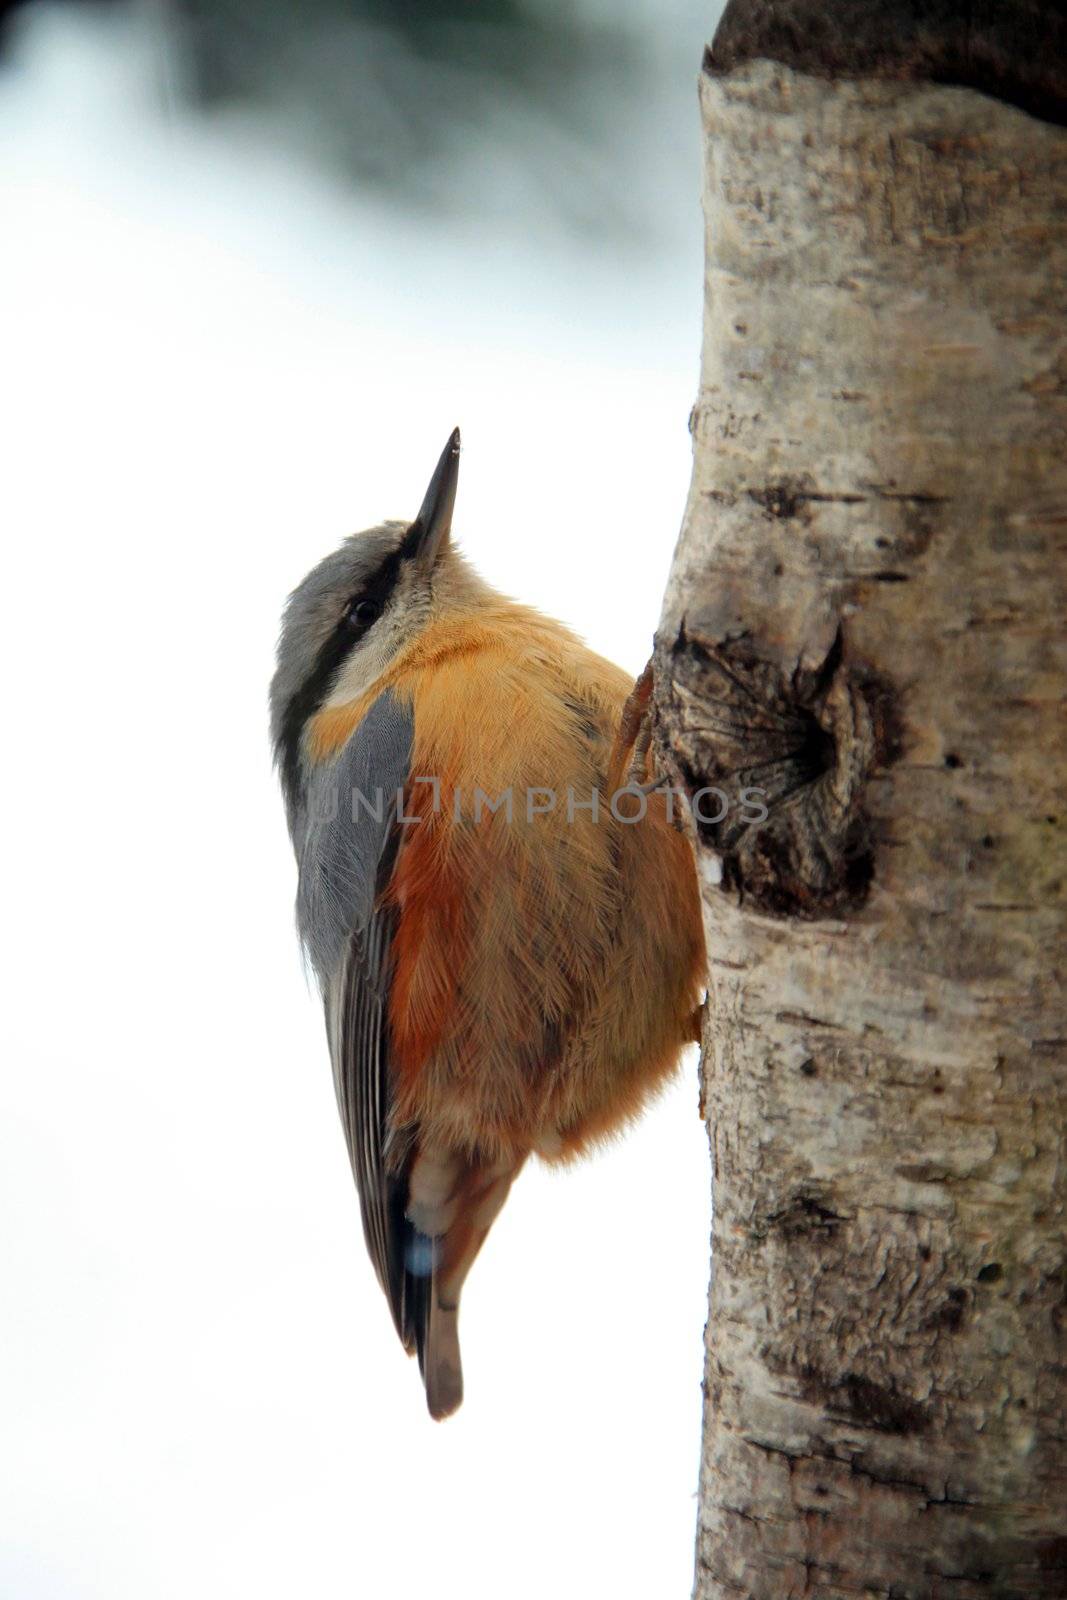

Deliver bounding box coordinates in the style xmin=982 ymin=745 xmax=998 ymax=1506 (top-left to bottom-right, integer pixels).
xmin=656 ymin=622 xmax=902 ymax=919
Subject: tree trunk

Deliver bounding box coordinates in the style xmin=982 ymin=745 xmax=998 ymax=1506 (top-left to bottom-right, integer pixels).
xmin=653 ymin=5 xmax=1067 ymax=1595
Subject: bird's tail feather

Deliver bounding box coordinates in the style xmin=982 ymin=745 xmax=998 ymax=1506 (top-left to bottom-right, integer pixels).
xmin=410 ymin=1155 xmax=525 ymax=1420
xmin=423 ymin=1297 xmax=463 ymax=1421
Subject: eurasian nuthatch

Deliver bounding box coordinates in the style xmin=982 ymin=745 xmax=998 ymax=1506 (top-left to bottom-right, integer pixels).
xmin=270 ymin=430 xmax=704 ymax=1418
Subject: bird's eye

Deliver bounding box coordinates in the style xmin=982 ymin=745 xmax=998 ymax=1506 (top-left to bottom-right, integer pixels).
xmin=346 ymin=598 xmax=381 ymax=629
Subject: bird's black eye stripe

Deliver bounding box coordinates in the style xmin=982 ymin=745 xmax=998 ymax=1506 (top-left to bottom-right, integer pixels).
xmin=342 ymin=542 xmax=407 ymax=636
xmin=276 ymin=540 xmax=410 ymax=807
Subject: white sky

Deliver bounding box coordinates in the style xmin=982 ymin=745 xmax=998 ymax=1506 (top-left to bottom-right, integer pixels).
xmin=0 ymin=6 xmax=716 ymax=1595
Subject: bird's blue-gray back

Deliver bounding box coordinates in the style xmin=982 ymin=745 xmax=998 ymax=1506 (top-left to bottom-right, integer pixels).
xmin=294 ymin=690 xmax=413 ymax=984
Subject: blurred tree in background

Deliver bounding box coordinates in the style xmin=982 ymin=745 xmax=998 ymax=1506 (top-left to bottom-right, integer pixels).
xmin=146 ymin=0 xmax=697 ymax=238
xmin=0 ymin=0 xmax=709 ymax=240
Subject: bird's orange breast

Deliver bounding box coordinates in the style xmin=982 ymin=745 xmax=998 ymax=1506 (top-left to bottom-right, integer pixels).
xmin=309 ymin=605 xmax=704 ymax=1163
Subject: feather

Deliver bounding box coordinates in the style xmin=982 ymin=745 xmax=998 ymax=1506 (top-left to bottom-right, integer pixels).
xmin=297 ymin=689 xmax=432 ymax=1358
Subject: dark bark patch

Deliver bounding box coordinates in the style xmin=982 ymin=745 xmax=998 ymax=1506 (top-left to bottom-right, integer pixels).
xmin=748 ymin=482 xmax=806 ymax=520
xmin=753 ymin=1191 xmax=847 ymax=1242
xmin=659 ymin=622 xmax=899 ymax=919
xmin=927 ymin=1285 xmax=968 ymax=1332
xmin=796 ymin=1364 xmax=931 ymax=1434
xmin=705 ymin=0 xmax=1067 ymax=128
xmin=1033 ymin=1536 xmax=1067 ymax=1573
xmin=854 ymin=664 xmax=907 ymax=770
xmin=747 ymin=478 xmax=868 ymax=521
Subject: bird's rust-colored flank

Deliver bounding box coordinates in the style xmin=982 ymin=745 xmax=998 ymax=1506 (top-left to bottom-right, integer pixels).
xmin=386 ymin=771 xmax=468 ymax=1096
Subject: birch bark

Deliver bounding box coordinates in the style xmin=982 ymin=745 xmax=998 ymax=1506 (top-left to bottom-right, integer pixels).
xmin=654 ymin=9 xmax=1067 ymax=1595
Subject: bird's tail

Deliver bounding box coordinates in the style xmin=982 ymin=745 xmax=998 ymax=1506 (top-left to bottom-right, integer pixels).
xmin=422 ymin=1296 xmax=464 ymax=1420
xmin=412 ymin=1154 xmax=525 ymax=1420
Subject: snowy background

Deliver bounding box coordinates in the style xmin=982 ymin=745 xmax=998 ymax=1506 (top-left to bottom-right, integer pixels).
xmin=0 ymin=3 xmax=720 ymax=1594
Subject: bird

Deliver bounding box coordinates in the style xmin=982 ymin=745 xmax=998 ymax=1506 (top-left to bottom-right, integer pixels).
xmin=270 ymin=428 xmax=705 ymax=1419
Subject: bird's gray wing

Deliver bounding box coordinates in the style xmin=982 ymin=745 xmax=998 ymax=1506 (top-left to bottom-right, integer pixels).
xmin=295 ymin=691 xmax=428 ymax=1351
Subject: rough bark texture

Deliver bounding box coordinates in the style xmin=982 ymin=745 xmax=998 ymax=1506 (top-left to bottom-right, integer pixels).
xmin=655 ymin=21 xmax=1067 ymax=1600
xmin=707 ymin=0 xmax=1067 ymax=128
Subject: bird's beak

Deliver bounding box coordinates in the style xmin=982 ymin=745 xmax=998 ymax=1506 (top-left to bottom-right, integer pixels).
xmin=410 ymin=427 xmax=461 ymax=573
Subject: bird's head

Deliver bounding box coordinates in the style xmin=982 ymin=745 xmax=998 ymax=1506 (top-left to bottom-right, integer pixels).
xmin=270 ymin=427 xmax=471 ymax=806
